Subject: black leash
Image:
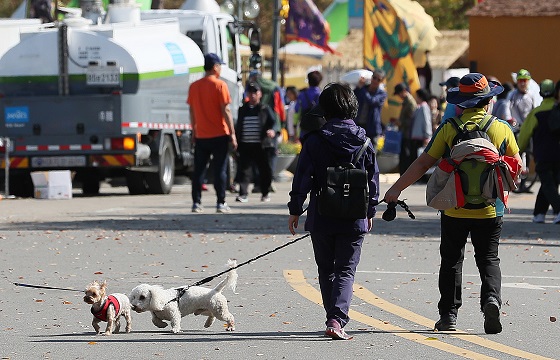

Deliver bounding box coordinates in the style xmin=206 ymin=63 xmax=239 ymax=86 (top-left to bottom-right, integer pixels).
xmin=13 ymin=282 xmax=83 ymax=292
xmin=13 ymin=200 xmax=414 ymax=298
xmin=167 ymin=232 xmax=312 ymax=304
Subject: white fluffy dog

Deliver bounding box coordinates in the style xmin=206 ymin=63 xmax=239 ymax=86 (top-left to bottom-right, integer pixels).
xmin=129 ymin=259 xmax=237 ymax=333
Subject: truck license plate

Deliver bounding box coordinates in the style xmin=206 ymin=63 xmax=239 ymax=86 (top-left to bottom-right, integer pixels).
xmin=86 ymin=66 xmax=122 ymax=86
xmin=31 ymin=156 xmax=86 ymax=168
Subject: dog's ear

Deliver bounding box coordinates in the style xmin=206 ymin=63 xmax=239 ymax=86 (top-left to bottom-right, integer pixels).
xmin=149 ymin=286 xmax=167 ymax=311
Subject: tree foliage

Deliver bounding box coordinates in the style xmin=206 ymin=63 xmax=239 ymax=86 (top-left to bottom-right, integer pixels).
xmin=418 ymin=0 xmax=475 ymax=30
xmin=1 ymin=0 xmax=474 ymax=37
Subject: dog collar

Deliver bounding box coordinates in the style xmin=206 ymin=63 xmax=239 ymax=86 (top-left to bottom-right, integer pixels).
xmin=92 ymin=295 xmax=120 ymax=321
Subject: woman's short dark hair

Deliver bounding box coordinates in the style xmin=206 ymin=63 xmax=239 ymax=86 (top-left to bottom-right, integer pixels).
xmin=319 ymin=82 xmax=358 ymax=120
xmin=307 ymin=71 xmax=323 ymax=87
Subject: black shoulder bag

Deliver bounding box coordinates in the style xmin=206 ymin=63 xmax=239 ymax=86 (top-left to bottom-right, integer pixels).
xmin=317 ymin=137 xmax=371 ymax=219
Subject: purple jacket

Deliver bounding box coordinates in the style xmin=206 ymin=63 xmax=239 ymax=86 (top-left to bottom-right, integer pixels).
xmin=288 ymin=119 xmax=380 ymax=234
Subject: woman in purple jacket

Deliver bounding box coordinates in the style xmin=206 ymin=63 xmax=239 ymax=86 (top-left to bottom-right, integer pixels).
xmin=288 ymin=83 xmax=380 ymax=340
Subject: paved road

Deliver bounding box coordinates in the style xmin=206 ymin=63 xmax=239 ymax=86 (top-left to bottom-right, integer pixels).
xmin=0 ymin=175 xmax=558 ymax=359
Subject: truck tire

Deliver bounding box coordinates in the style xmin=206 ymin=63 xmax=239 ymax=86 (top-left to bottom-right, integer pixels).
xmin=9 ymin=173 xmax=34 ymax=198
xmin=146 ymin=136 xmax=175 ymax=194
xmin=81 ymin=170 xmax=100 ymax=195
xmin=126 ymin=171 xmax=147 ymax=195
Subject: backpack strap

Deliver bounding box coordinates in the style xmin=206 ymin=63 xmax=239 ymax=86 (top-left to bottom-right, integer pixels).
xmin=449 ymin=114 xmax=496 ymax=134
xmin=479 ymin=114 xmax=496 ymax=132
xmin=352 ymin=138 xmax=371 ymax=165
xmin=448 ymin=115 xmax=463 ymax=134
xmin=318 ymin=134 xmax=370 ymax=167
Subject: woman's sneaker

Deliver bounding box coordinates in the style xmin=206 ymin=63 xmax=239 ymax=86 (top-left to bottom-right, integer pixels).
xmin=325 ymin=319 xmax=353 ymax=340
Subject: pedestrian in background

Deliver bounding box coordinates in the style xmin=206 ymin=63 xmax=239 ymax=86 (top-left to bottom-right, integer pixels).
xmin=410 ymin=88 xmax=433 ymax=163
xmin=492 ymin=82 xmax=514 ymax=125
xmin=393 ymin=82 xmax=416 ymax=174
xmin=517 ymin=79 xmax=560 ymax=224
xmin=288 ymin=82 xmax=379 ymax=340
xmin=384 ymin=73 xmax=522 ymax=334
xmin=235 ymin=82 xmax=280 ymax=203
xmin=285 ymin=86 xmax=299 ymax=141
xmin=296 ymin=70 xmax=323 ymax=141
xmin=439 ymin=76 xmax=461 ymax=121
xmin=187 ymin=53 xmax=237 ymax=214
xmin=354 ymin=69 xmax=388 ymax=150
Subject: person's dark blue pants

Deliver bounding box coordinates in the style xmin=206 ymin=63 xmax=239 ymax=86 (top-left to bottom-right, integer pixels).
xmin=310 ymin=231 xmax=364 ymax=328
xmin=439 ymin=215 xmax=502 ymax=316
xmin=534 ymin=161 xmax=560 ymax=215
xmin=192 ymin=136 xmax=229 ymax=206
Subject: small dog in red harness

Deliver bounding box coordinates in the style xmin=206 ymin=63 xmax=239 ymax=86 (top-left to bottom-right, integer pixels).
xmin=83 ymin=280 xmax=132 ymax=335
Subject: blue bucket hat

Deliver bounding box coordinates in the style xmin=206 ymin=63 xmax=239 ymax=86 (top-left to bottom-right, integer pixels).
xmin=446 ymin=73 xmax=504 ymax=109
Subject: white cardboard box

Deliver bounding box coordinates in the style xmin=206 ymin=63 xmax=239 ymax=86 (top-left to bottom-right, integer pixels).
xmin=31 ymin=171 xmax=72 ymax=199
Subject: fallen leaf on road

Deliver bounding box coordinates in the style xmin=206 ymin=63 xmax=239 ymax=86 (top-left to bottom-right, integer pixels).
xmin=550 ymin=316 xmax=557 ymax=322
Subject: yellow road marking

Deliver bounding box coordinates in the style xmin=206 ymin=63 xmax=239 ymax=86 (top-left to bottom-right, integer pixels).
xmin=352 ymin=284 xmax=552 ymax=360
xmin=284 ymin=270 xmax=497 ymax=360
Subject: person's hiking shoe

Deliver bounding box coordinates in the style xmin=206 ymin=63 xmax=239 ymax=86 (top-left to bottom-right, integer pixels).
xmin=325 ymin=319 xmax=353 ymax=340
xmin=483 ymin=298 xmax=502 ymax=334
xmin=235 ymin=195 xmax=248 ymax=203
xmin=434 ymin=313 xmax=457 ymax=331
xmin=192 ymin=203 xmax=203 ymax=213
xmin=553 ymin=213 xmax=560 ymax=224
xmin=216 ymin=203 xmax=231 ymax=213
xmin=261 ymin=195 xmax=271 ymax=202
xmin=532 ymin=214 xmax=546 ymax=223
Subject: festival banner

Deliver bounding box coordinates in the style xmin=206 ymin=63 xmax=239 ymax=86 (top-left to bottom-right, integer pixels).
xmin=286 ymin=0 xmax=337 ymax=54
xmin=363 ymin=0 xmax=421 ymax=124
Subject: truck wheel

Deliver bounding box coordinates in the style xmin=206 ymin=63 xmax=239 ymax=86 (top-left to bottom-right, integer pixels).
xmin=82 ymin=172 xmax=100 ymax=195
xmin=146 ymin=137 xmax=175 ymax=194
xmin=126 ymin=171 xmax=147 ymax=195
xmin=8 ymin=173 xmax=34 ymax=198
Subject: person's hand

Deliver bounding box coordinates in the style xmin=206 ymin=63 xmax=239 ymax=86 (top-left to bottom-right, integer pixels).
xmin=383 ymin=186 xmax=401 ymax=204
xmin=358 ymin=76 xmax=366 ymax=86
xmin=367 ymin=218 xmax=373 ymax=231
xmin=266 ymin=129 xmax=275 ymax=138
xmin=230 ymin=134 xmax=238 ymax=151
xmin=288 ymin=215 xmax=299 ymax=235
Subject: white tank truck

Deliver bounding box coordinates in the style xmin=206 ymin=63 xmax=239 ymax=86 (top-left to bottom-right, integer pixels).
xmin=0 ymin=0 xmax=250 ymax=196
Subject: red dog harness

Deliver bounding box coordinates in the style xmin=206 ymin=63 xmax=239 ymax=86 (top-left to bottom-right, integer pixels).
xmin=91 ymin=295 xmax=120 ymax=322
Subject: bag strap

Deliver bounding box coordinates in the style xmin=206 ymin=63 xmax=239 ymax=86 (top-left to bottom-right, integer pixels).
xmin=318 ymin=134 xmax=370 ymax=167
xmin=352 ymin=138 xmax=371 ymax=165
xmin=448 ymin=114 xmax=495 ymax=134
xmin=448 ymin=115 xmax=463 ymax=134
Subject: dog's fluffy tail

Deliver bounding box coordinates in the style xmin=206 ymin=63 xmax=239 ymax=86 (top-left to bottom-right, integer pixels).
xmin=213 ymin=259 xmax=238 ymax=294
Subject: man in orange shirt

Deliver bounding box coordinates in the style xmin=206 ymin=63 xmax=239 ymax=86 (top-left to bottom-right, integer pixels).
xmin=187 ymin=53 xmax=237 ymax=213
